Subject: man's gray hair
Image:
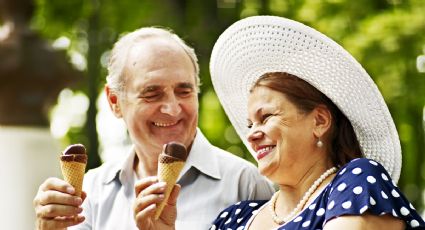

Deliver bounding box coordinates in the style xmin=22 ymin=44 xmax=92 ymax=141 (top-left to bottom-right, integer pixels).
xmin=106 ymin=27 xmax=200 ymax=93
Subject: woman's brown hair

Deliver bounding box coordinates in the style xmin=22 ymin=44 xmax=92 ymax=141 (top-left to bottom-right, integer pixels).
xmin=251 ymin=72 xmax=363 ymax=166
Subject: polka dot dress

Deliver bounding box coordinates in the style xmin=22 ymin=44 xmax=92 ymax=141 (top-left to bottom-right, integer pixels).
xmin=210 ymin=158 xmax=425 ymax=229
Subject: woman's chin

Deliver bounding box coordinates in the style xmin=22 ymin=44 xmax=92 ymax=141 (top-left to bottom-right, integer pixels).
xmin=258 ymin=161 xmax=278 ymax=179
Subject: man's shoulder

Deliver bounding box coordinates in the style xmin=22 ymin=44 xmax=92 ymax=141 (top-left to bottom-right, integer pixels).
xmin=210 ymin=145 xmax=257 ymax=169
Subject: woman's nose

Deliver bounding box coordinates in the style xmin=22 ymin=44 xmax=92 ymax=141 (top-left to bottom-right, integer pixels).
xmin=247 ymin=129 xmax=263 ymax=143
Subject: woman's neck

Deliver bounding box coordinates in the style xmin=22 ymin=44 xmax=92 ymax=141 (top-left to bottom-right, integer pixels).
xmin=275 ymin=160 xmax=335 ymax=217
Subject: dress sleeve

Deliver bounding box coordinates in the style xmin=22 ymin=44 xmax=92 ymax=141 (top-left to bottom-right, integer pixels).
xmin=210 ymin=203 xmax=240 ymax=230
xmin=324 ymin=158 xmax=425 ymax=229
xmin=210 ymin=200 xmax=266 ymax=230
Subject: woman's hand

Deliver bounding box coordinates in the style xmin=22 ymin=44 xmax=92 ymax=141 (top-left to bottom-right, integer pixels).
xmin=133 ymin=176 xmax=180 ymax=230
xmin=33 ymin=177 xmax=86 ymax=230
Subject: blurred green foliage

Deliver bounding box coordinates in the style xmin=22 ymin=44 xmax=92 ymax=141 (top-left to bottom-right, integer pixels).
xmin=30 ymin=0 xmax=425 ymax=212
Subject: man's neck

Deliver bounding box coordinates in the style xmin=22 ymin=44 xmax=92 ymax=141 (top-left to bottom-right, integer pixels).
xmin=133 ymin=149 xmax=159 ymax=179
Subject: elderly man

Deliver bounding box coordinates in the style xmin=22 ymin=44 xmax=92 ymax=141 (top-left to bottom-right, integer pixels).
xmin=33 ymin=27 xmax=274 ymax=230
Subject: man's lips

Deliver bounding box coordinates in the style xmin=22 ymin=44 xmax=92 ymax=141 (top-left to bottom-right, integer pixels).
xmin=153 ymin=120 xmax=179 ymax=127
xmin=256 ymin=146 xmax=275 ymax=160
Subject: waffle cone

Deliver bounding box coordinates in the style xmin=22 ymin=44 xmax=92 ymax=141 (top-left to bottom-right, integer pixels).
xmin=60 ymin=161 xmax=86 ymax=197
xmin=154 ymin=159 xmax=184 ymax=219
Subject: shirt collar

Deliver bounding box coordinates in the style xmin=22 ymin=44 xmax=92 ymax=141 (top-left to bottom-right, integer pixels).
xmin=179 ymin=128 xmax=221 ymax=180
xmin=103 ymin=147 xmax=136 ymax=185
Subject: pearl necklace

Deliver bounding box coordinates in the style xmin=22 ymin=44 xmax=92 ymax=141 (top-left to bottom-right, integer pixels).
xmin=269 ymin=167 xmax=337 ymax=225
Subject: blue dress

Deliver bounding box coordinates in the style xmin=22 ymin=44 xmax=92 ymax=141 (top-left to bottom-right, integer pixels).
xmin=210 ymin=158 xmax=425 ymax=229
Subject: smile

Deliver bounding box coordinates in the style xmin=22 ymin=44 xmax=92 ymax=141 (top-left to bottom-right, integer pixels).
xmin=256 ymin=146 xmax=275 ymax=160
xmin=153 ymin=121 xmax=178 ymax=127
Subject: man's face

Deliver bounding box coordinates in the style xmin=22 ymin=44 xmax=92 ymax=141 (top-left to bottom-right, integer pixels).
xmin=109 ymin=37 xmax=198 ymax=157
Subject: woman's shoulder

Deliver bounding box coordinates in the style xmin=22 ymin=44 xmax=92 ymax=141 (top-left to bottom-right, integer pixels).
xmin=325 ymin=158 xmax=425 ymax=229
xmin=210 ymin=200 xmax=267 ymax=229
xmin=334 ymin=158 xmax=394 ymax=184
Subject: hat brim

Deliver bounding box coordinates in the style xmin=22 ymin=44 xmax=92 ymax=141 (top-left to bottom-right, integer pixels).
xmin=210 ymin=16 xmax=401 ymax=182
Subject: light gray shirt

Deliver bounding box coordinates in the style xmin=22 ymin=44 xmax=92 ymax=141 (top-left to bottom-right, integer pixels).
xmin=70 ymin=129 xmax=274 ymax=229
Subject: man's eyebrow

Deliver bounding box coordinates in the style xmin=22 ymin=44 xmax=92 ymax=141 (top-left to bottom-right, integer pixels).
xmin=141 ymin=85 xmax=161 ymax=94
xmin=176 ymin=82 xmax=194 ymax=89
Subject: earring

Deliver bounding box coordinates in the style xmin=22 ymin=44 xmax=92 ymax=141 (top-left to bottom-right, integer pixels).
xmin=316 ymin=138 xmax=323 ymax=148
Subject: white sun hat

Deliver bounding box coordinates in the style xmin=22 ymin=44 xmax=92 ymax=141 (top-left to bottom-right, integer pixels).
xmin=210 ymin=15 xmax=401 ymax=182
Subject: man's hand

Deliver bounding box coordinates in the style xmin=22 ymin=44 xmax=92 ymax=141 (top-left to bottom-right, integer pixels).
xmin=133 ymin=176 xmax=180 ymax=230
xmin=33 ymin=177 xmax=86 ymax=230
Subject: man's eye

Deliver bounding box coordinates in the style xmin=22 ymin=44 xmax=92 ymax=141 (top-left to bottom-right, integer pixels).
xmin=176 ymin=89 xmax=193 ymax=97
xmin=247 ymin=123 xmax=253 ymax=129
xmin=141 ymin=94 xmax=161 ymax=100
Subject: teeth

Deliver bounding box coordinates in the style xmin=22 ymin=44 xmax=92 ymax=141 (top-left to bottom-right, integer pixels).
xmin=154 ymin=121 xmax=177 ymax=127
xmin=257 ymin=146 xmax=274 ymax=155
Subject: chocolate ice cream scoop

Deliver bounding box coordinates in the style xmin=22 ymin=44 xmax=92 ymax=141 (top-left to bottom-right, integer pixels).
xmin=60 ymin=144 xmax=87 ymax=164
xmin=162 ymin=142 xmax=188 ymax=161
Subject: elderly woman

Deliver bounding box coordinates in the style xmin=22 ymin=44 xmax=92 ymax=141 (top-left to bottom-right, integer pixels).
xmin=209 ymin=16 xmax=425 ymax=229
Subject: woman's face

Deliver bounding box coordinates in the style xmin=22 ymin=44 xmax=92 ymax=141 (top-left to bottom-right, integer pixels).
xmin=247 ymin=86 xmax=317 ymax=184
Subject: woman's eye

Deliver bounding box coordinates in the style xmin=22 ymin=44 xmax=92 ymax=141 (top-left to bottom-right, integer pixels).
xmin=262 ymin=113 xmax=273 ymax=122
xmin=247 ymin=123 xmax=253 ymax=129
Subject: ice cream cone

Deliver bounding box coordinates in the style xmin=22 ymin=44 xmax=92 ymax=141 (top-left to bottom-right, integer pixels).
xmin=154 ymin=158 xmax=184 ymax=219
xmin=59 ymin=144 xmax=87 ymax=197
xmin=154 ymin=142 xmax=187 ymax=220
xmin=60 ymin=161 xmax=86 ymax=197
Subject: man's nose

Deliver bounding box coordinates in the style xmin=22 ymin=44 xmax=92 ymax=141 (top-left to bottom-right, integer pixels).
xmin=160 ymin=96 xmax=182 ymax=116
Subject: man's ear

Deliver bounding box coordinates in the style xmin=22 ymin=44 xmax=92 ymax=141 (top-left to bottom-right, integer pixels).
xmin=105 ymin=85 xmax=123 ymax=118
xmin=312 ymin=104 xmax=332 ymax=138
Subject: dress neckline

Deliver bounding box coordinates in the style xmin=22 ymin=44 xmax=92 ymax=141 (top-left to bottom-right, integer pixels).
xmin=244 ymin=181 xmax=333 ymax=230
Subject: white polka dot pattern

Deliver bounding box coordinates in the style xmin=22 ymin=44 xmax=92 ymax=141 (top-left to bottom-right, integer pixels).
xmin=337 ymin=183 xmax=347 ymax=191
xmin=381 ymin=191 xmax=388 ymax=199
xmin=210 ymin=159 xmax=424 ymax=229
xmin=367 ymin=176 xmax=376 ymax=184
xmin=391 ymin=189 xmax=400 ymax=198
xmin=369 ymin=160 xmax=378 ymax=166
xmin=411 ymin=220 xmax=420 ymax=227
xmin=353 ymin=186 xmax=363 ymax=195
xmin=381 ymin=173 xmax=389 ymax=181
xmin=400 ymin=207 xmax=410 ymax=216
xmin=302 ymin=220 xmax=311 ymax=227
xmin=352 ymin=168 xmax=362 ymax=175
xmin=360 ymin=206 xmax=368 ymax=214
xmin=328 ymin=200 xmax=335 ymax=210
xmin=370 ymin=196 xmax=376 ymax=205
xmin=342 ymin=201 xmax=352 ymax=209
xmin=248 ymin=202 xmax=258 ymax=207
xmin=316 ymin=208 xmax=325 ymax=216
xmin=293 ymin=216 xmax=303 ymax=222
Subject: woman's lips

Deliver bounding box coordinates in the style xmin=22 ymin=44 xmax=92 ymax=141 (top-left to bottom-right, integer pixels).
xmin=256 ymin=146 xmax=275 ymax=160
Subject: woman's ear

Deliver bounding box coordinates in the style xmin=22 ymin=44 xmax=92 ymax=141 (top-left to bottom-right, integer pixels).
xmin=105 ymin=85 xmax=123 ymax=118
xmin=312 ymin=104 xmax=332 ymax=138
